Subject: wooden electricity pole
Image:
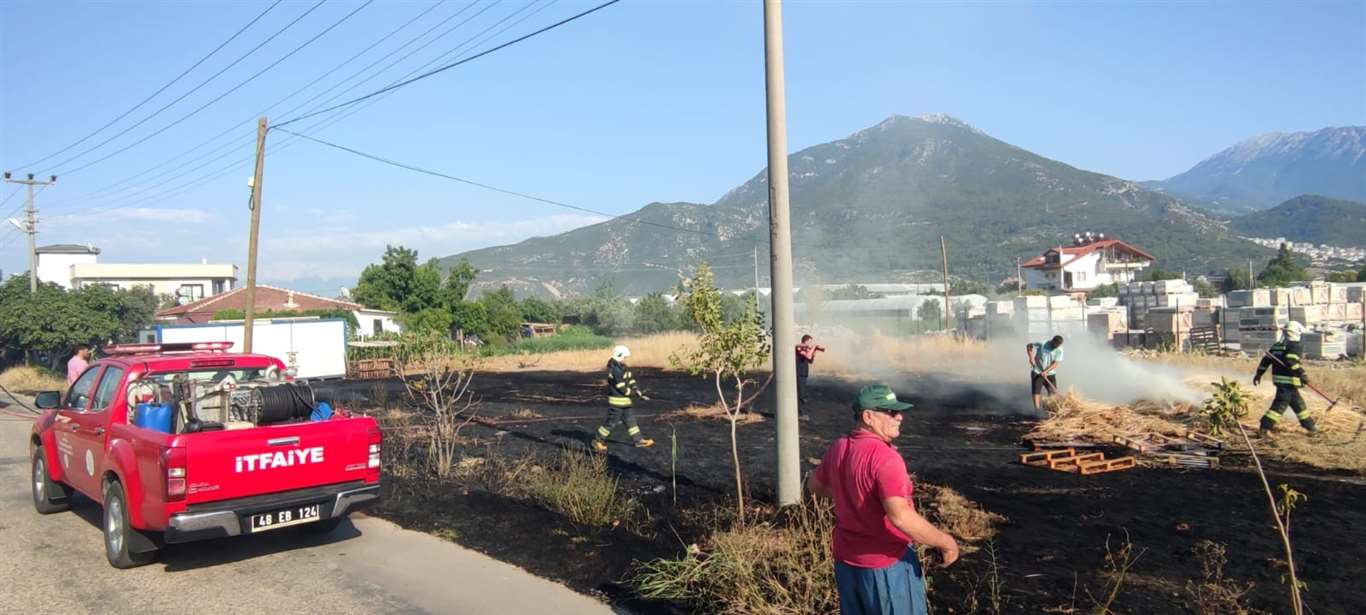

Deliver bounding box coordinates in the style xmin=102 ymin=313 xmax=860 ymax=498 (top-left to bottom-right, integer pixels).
xmin=243 ymin=117 xmax=268 ymax=354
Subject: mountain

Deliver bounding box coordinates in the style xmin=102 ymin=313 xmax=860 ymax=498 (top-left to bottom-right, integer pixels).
xmin=1154 ymin=126 xmax=1366 ymax=210
xmin=1230 ymin=194 xmax=1366 ymax=248
xmin=444 ymin=114 xmax=1270 ymax=297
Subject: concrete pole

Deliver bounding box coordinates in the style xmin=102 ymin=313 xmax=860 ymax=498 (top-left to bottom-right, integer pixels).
xmin=4 ymin=172 xmax=55 ymax=294
xmin=763 ymin=0 xmax=800 ymax=507
xmin=26 ymin=182 xmax=36 ymax=294
xmin=244 ymin=117 xmax=268 ymax=354
xmin=940 ymin=236 xmax=951 ymax=330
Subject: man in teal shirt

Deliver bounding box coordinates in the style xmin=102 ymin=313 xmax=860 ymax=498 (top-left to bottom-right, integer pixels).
xmin=1027 ymin=336 xmax=1065 ymax=411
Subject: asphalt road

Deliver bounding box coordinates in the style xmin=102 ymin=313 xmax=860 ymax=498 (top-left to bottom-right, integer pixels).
xmin=0 ymin=399 xmax=621 ymax=615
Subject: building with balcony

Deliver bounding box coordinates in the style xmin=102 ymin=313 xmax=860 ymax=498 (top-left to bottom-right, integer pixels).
xmin=1022 ymin=235 xmax=1154 ymax=293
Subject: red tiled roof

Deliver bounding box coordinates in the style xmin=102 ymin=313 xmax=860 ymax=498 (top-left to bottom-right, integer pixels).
xmin=1021 ymin=239 xmax=1155 ymax=270
xmin=156 ymin=285 xmax=369 ymax=324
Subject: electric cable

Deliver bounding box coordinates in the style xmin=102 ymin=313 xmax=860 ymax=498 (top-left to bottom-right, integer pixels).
xmin=13 ymin=0 xmax=286 ymax=171
xmin=53 ymin=0 xmax=375 ymax=177
xmin=274 ymin=127 xmax=712 ymax=237
xmin=273 ymin=0 xmax=622 ymax=128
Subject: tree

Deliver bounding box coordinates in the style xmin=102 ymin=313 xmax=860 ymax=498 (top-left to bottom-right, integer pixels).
xmin=1223 ymin=268 xmax=1253 ymax=293
xmin=478 ymin=286 xmax=523 ymax=341
xmin=440 ymin=259 xmax=477 ymax=309
xmin=633 ymin=293 xmax=684 ymax=333
xmin=671 ymin=264 xmax=771 ymax=524
xmin=403 ymin=308 xmax=455 ymax=335
xmin=1202 ymin=379 xmax=1306 ymax=615
xmin=0 ymin=278 xmax=118 ymax=366
xmin=1088 ymin=282 xmax=1120 ymax=298
xmin=1143 ymin=268 xmax=1183 ymax=281
xmin=1258 ymin=244 xmax=1310 ymax=287
xmin=826 ymin=284 xmax=884 ymax=300
xmin=1326 ymin=270 xmax=1359 ymax=283
xmin=1193 ymin=279 xmax=1219 ymax=298
xmin=352 ymin=245 xmax=420 ymax=312
xmin=391 ymin=331 xmax=478 ymax=479
xmin=917 ymin=298 xmax=942 ymax=326
xmin=1360 ymin=262 xmax=1366 ymax=281
xmin=949 ymin=279 xmax=990 ymax=296
xmin=519 ymin=296 xmax=559 ymax=324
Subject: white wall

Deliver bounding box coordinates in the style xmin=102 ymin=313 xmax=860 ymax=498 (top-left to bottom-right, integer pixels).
xmin=155 ymin=319 xmax=347 ymax=379
xmin=354 ymin=310 xmax=401 ymax=338
xmin=36 ymin=253 xmax=97 ymax=288
xmin=74 ymin=277 xmax=231 ymax=301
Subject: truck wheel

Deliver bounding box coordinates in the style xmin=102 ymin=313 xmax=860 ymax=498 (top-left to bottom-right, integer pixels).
xmin=299 ymin=516 xmax=346 ymax=536
xmin=102 ymin=480 xmax=157 ymax=569
xmin=32 ymin=445 xmax=73 ymax=514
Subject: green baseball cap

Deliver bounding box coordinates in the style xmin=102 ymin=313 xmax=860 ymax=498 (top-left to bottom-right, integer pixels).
xmin=853 ymin=384 xmax=913 ymax=413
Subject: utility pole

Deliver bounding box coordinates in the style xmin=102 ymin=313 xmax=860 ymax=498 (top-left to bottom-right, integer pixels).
xmin=940 ymin=236 xmax=951 ymax=331
xmin=763 ymin=0 xmax=800 ymax=507
xmin=1016 ymin=257 xmax=1023 ymax=297
xmin=753 ymin=245 xmax=760 ymax=297
xmin=1248 ymin=259 xmax=1255 ymax=291
xmin=243 ymin=117 xmax=268 ymax=354
xmin=3 ymin=172 xmax=57 ymax=294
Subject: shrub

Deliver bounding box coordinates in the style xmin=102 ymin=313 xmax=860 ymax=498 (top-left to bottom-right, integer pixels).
xmin=633 ymin=503 xmax=838 ymax=614
xmin=526 ymin=449 xmax=640 ymax=528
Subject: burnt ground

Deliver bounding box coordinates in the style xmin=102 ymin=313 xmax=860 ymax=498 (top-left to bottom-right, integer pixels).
xmin=320 ymin=370 xmax=1366 ymax=614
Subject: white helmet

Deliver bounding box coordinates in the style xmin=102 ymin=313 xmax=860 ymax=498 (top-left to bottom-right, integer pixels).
xmin=612 ymin=345 xmax=631 ymax=361
xmin=1283 ymin=321 xmax=1305 ymax=342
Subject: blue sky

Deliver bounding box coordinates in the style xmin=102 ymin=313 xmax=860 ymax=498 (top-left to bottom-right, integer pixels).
xmin=2 ymin=0 xmax=1362 ymax=295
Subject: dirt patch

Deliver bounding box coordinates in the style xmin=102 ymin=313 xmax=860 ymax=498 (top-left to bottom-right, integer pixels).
xmin=341 ymin=368 xmax=1366 ymax=614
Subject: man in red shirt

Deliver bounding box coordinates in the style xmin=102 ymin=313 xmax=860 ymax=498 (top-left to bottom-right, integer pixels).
xmin=807 ymin=384 xmax=959 ymax=615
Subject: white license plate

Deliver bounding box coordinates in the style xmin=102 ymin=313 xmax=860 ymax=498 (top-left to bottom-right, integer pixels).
xmin=248 ymin=503 xmax=321 ymax=532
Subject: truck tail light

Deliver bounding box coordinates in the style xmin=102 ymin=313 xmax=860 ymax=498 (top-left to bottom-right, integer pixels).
xmin=163 ymin=446 xmax=187 ymax=501
xmin=367 ymin=426 xmax=382 ymax=471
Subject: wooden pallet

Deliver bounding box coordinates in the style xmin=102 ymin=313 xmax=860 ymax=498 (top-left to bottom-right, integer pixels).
xmin=1079 ymin=456 xmax=1137 ymax=475
xmin=1021 ymin=448 xmax=1136 ymax=475
xmin=1020 ymin=448 xmax=1076 ymax=465
xmin=1185 ymin=430 xmax=1225 ymax=450
xmin=1189 ymin=326 xmax=1220 ymax=353
xmin=1146 ymin=453 xmax=1220 ymax=469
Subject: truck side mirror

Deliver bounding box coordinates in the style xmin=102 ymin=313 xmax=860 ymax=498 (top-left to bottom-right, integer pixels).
xmin=34 ymin=391 xmax=61 ymax=409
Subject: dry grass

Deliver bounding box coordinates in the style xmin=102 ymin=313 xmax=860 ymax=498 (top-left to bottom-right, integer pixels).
xmin=525 ymin=449 xmax=644 ymax=528
xmin=1185 ymin=541 xmax=1264 ymax=615
xmin=920 ymin=484 xmax=1008 ymax=544
xmin=480 ymin=331 xmax=697 ymax=372
xmin=0 ymin=366 xmax=66 ymax=394
xmin=1028 ymin=391 xmax=1197 ymax=445
xmin=1144 ymin=352 xmax=1366 ymax=410
xmin=1028 ymin=386 xmax=1366 ymax=474
xmin=633 ymin=502 xmax=839 ymax=614
xmin=508 ymin=407 xmax=543 ymax=419
xmin=819 ymin=332 xmax=989 ymax=379
xmin=661 ymin=403 xmax=766 ymax=425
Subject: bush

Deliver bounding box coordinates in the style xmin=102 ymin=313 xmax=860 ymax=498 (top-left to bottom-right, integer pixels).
xmin=482 ymin=325 xmax=613 ymax=357
xmin=633 ymin=503 xmax=838 ymax=614
xmin=526 ymin=449 xmax=640 ymax=527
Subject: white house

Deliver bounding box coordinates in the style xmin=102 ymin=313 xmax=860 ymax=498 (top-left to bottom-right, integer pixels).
xmin=1022 ymin=236 xmax=1154 ymax=293
xmin=35 ymin=243 xmax=237 ymax=303
xmin=34 ymin=244 xmax=101 ymax=289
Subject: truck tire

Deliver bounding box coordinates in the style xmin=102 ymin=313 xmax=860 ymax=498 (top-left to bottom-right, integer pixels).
xmin=32 ymin=445 xmax=73 ymax=514
xmin=102 ymin=480 xmax=157 ymax=569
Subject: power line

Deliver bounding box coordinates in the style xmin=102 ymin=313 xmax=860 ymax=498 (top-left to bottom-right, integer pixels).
xmin=0 ymin=187 xmax=21 ymax=208
xmin=12 ymin=0 xmax=285 ymax=171
xmin=55 ymin=0 xmax=375 ymax=177
xmin=40 ymin=0 xmax=495 ymax=212
xmin=45 ymin=0 xmax=563 ymax=221
xmin=273 ymin=127 xmax=712 ymax=237
xmin=39 ymin=1 xmax=328 ymax=176
xmin=274 ymin=0 xmax=622 ymax=128
xmin=39 ymin=0 xmax=463 ymax=212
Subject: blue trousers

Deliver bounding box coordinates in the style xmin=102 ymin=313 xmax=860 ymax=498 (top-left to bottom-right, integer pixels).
xmin=834 ymin=548 xmax=928 ymax=615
